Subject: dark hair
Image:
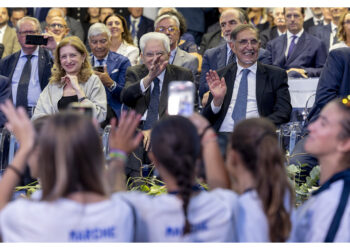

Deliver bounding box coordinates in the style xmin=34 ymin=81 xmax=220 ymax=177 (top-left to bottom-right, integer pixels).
xmin=150 ymin=116 xmax=201 ymax=235
xmin=230 ymin=23 xmax=259 ymax=42
xmin=284 ymin=7 xmax=305 ymax=15
xmin=104 ymin=13 xmax=133 ymax=45
xmin=231 ymin=118 xmax=293 ymax=242
xmin=220 ymin=8 xmax=247 ymax=24
xmin=37 ymin=111 xmax=106 ymax=201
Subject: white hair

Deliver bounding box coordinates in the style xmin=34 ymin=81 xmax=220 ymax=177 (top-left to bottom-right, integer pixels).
xmin=154 ymin=14 xmax=180 ymax=29
xmin=88 ymin=22 xmax=111 ymax=40
xmin=139 ymin=32 xmax=170 ymax=54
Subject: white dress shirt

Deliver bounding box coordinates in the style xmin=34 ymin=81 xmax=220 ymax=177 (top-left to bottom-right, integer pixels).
xmin=285 ymin=29 xmax=304 ymax=57
xmin=0 ymin=25 xmax=6 ymax=43
xmin=139 ymin=70 xmax=166 ymax=120
xmin=210 ymin=63 xmax=259 ymax=132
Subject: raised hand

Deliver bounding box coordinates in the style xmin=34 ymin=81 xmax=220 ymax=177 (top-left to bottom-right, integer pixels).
xmin=62 ymin=74 xmax=86 ymax=99
xmin=206 ymin=70 xmax=227 ymax=107
xmin=143 ymin=55 xmax=169 ymax=89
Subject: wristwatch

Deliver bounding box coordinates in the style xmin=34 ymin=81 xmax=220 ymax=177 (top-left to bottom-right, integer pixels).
xmin=108 ymin=82 xmax=117 ymax=91
xmin=78 ymin=96 xmax=87 ymax=102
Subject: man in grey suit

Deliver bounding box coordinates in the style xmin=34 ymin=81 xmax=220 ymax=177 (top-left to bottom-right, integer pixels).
xmin=154 ymin=13 xmax=198 ymax=83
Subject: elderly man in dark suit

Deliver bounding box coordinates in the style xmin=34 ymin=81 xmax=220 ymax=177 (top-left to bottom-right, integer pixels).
xmin=127 ymin=8 xmax=154 ymax=47
xmin=202 ymin=24 xmax=291 ymax=155
xmin=260 ymin=7 xmax=286 ymax=49
xmin=121 ymin=32 xmax=193 ymax=178
xmin=0 ymin=16 xmax=54 ymax=117
xmin=266 ymin=7 xmax=327 ymax=78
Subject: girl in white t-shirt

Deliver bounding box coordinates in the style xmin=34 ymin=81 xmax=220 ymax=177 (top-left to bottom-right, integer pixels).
xmin=290 ymin=98 xmax=350 ymax=242
xmin=0 ymin=101 xmax=133 ymax=242
xmin=226 ymin=117 xmax=294 ymax=242
xmin=107 ymin=112 xmax=237 ymax=242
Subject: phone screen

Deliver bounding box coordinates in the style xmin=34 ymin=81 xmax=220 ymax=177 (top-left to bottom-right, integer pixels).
xmin=25 ymin=35 xmax=48 ymax=46
xmin=168 ymin=81 xmax=195 ymax=117
xmin=93 ymin=66 xmax=104 ymax=72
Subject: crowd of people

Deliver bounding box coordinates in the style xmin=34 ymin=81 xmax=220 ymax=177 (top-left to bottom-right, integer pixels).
xmin=0 ymin=6 xmax=349 ymax=242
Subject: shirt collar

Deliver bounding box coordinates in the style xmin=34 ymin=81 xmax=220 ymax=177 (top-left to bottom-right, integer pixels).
xmin=93 ymin=53 xmax=109 ymax=65
xmin=313 ymin=16 xmax=324 ymax=25
xmin=20 ymin=46 xmax=39 ymax=57
xmin=170 ymin=47 xmax=178 ymax=59
xmin=130 ymin=16 xmax=141 ymax=24
xmin=331 ymin=21 xmax=338 ymax=32
xmin=237 ymin=61 xmax=257 ymax=75
xmin=287 ymin=29 xmax=304 ymax=39
xmin=157 ymin=69 xmax=166 ymax=82
xmin=0 ymin=24 xmax=7 ymax=33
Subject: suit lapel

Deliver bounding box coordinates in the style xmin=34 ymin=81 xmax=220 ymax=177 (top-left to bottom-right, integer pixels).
xmin=256 ymin=62 xmax=266 ymax=115
xmin=172 ymin=48 xmax=183 ymax=65
xmin=217 ymin=44 xmax=228 ymax=69
xmin=9 ymin=51 xmax=21 ymax=82
xmin=221 ymin=64 xmax=237 ymax=113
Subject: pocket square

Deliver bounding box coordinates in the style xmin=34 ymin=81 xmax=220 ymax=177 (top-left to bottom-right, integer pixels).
xmin=111 ymin=69 xmax=119 ymax=74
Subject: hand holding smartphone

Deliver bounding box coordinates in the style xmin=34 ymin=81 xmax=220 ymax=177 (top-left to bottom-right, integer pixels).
xmin=168 ymin=81 xmax=195 ymax=117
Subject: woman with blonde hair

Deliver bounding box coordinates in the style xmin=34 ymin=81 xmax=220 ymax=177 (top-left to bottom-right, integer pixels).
xmin=32 ymin=36 xmax=107 ymax=122
xmin=104 ymin=14 xmax=140 ymax=65
xmin=331 ymin=11 xmax=350 ymax=50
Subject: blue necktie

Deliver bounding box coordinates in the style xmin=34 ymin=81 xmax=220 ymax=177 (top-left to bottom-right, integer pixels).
xmin=131 ymin=20 xmax=137 ymax=39
xmin=227 ymin=50 xmax=235 ymax=65
xmin=232 ymin=69 xmax=250 ymax=124
xmin=16 ymin=55 xmax=33 ymax=108
xmin=287 ymin=35 xmax=297 ymax=59
xmin=143 ymin=78 xmax=160 ymax=130
xmin=97 ymin=59 xmax=104 ymax=66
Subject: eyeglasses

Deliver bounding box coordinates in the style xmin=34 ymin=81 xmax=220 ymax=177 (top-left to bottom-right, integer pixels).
xmin=237 ymin=39 xmax=259 ymax=46
xmin=344 ymin=20 xmax=350 ymax=25
xmin=285 ymin=14 xmax=301 ymax=19
xmin=156 ymin=26 xmax=178 ymax=33
xmin=342 ymin=95 xmax=350 ymax=107
xmin=144 ymin=51 xmax=166 ymax=58
xmin=17 ymin=30 xmax=38 ymax=36
xmin=49 ymin=23 xmax=65 ymax=29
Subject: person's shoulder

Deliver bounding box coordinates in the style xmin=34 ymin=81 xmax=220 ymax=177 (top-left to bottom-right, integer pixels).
xmin=0 ymin=50 xmax=20 ymax=63
xmin=259 ymin=62 xmax=286 ymax=74
xmin=108 ymin=51 xmax=130 ymax=63
xmin=330 ymin=46 xmax=350 ymax=57
xmin=0 ymin=75 xmax=9 ymax=84
xmin=142 ymin=15 xmax=154 ymax=25
xmin=269 ymin=33 xmax=286 ymax=45
xmin=177 ymin=48 xmax=197 ymax=60
xmin=204 ymin=43 xmax=226 ymax=57
xmin=168 ymin=63 xmax=192 ymax=74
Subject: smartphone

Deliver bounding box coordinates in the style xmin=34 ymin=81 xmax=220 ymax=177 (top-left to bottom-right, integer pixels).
xmin=69 ymin=102 xmax=93 ymax=118
xmin=93 ymin=66 xmax=104 ymax=72
xmin=168 ymin=81 xmax=195 ymax=117
xmin=25 ymin=35 xmax=48 ymax=46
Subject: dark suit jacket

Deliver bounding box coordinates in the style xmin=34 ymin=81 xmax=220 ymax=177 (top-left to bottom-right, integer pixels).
xmin=306 ymin=47 xmax=350 ymax=125
xmin=199 ymin=43 xmax=270 ymax=98
xmin=0 ymin=75 xmax=11 ymax=127
xmin=303 ymin=18 xmax=316 ymax=32
xmin=199 ymin=29 xmax=225 ymax=55
xmin=0 ymin=48 xmax=53 ymax=93
xmin=265 ymin=31 xmax=327 ymax=77
xmin=309 ymin=23 xmax=333 ymax=51
xmin=91 ymin=52 xmax=131 ymax=118
xmin=260 ymin=26 xmax=279 ymax=49
xmin=127 ymin=15 xmax=154 ymax=44
xmin=121 ymin=64 xmax=193 ymax=119
xmin=202 ymin=62 xmax=292 ymax=130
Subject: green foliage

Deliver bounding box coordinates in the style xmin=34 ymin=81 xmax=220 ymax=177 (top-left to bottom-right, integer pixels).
xmin=286 ymin=164 xmax=320 ymax=206
xmin=127 ymin=176 xmax=167 ymax=196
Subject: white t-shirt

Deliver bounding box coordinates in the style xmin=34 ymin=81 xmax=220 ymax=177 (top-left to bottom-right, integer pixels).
xmin=236 ymin=189 xmax=293 ymax=242
xmin=289 ymin=179 xmax=350 ymax=242
xmin=0 ymin=193 xmax=134 ymax=242
xmin=117 ymin=188 xmax=238 ymax=242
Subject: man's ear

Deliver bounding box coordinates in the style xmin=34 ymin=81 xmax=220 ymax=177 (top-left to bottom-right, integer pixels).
xmin=338 ymin=138 xmax=350 ymax=153
xmin=229 ymin=41 xmax=236 ymax=54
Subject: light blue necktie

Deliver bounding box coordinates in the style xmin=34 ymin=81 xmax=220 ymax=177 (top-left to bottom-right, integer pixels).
xmin=131 ymin=20 xmax=137 ymax=39
xmin=143 ymin=78 xmax=160 ymax=130
xmin=232 ymin=69 xmax=250 ymax=124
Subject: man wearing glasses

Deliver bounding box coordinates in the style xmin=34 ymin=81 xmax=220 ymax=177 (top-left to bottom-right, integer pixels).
xmin=45 ymin=16 xmax=69 ymax=44
xmin=154 ymin=13 xmax=198 ymax=83
xmin=121 ymin=32 xmax=193 ymax=179
xmin=202 ymin=24 xmax=291 ymax=155
xmin=0 ymin=16 xmax=55 ymax=117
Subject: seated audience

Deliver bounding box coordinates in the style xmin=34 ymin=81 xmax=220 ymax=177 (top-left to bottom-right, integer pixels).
xmin=290 ymin=98 xmax=350 ymax=242
xmin=260 ymin=7 xmax=286 ymax=49
xmin=309 ymin=7 xmax=347 ymax=51
xmin=266 ymin=7 xmax=327 ymax=78
xmin=32 ymin=36 xmax=107 ymax=122
xmin=330 ymin=11 xmax=350 ymax=50
xmin=108 ymin=112 xmax=237 ymax=242
xmin=0 ymin=102 xmax=133 ymax=242
xmin=104 ymin=14 xmax=140 ymax=66
xmin=0 ymin=7 xmax=21 ymax=58
xmin=88 ymin=23 xmax=131 ymax=119
xmin=303 ymin=8 xmax=326 ymax=32
xmin=45 ymin=16 xmax=69 ymax=44
xmin=99 ymin=8 xmax=114 ymax=23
